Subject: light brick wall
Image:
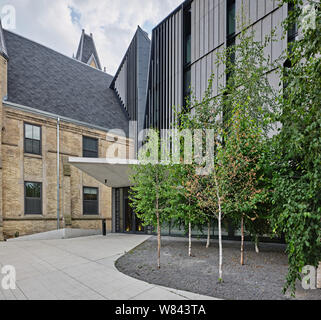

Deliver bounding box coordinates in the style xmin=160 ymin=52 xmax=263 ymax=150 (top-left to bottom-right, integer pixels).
xmin=0 ymin=55 xmax=8 ymax=241
xmin=1 ymin=106 xmax=131 ymax=239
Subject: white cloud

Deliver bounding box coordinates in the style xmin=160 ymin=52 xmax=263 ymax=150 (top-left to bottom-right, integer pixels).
xmin=0 ymin=0 xmax=182 ymax=74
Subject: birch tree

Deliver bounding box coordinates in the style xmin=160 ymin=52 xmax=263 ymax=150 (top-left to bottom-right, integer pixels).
xmin=170 ymin=158 xmax=207 ymax=257
xmin=129 ymin=132 xmax=173 ymax=269
xmin=219 ymin=106 xmax=272 ymax=265
xmin=215 ymin=17 xmax=278 ymax=265
xmin=176 ymin=76 xmax=226 ymax=282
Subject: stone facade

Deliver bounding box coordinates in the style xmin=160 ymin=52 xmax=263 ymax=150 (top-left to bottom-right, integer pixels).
xmin=0 ymin=54 xmax=7 ymax=240
xmin=0 ymin=52 xmax=130 ymax=239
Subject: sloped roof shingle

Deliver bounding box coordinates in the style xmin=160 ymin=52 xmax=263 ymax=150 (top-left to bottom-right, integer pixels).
xmin=3 ymin=30 xmax=129 ymax=134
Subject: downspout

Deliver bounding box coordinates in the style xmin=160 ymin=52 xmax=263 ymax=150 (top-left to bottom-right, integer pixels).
xmin=57 ymin=117 xmax=60 ymax=230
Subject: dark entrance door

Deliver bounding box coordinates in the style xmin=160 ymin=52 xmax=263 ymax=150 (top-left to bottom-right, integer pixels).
xmin=124 ymin=188 xmax=145 ymax=233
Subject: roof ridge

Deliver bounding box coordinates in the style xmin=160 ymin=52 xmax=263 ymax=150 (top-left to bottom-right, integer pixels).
xmin=4 ymin=29 xmax=112 ymax=77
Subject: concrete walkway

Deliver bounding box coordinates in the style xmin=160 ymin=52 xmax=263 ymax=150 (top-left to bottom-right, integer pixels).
xmin=0 ymin=234 xmax=215 ymax=300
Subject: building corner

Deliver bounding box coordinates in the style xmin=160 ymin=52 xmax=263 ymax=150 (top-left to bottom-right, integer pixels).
xmin=0 ymin=54 xmax=8 ymax=241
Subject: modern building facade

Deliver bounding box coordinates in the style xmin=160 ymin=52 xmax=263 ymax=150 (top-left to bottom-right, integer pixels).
xmin=0 ymin=0 xmax=297 ymax=239
xmin=109 ymin=0 xmax=291 ymax=237
xmin=144 ymin=0 xmax=287 ymax=131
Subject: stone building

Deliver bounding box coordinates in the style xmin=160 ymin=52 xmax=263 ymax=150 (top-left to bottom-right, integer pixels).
xmin=0 ymin=23 xmax=134 ymax=239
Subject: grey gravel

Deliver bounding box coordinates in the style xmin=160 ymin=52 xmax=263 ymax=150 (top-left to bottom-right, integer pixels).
xmin=116 ymin=236 xmax=321 ymax=300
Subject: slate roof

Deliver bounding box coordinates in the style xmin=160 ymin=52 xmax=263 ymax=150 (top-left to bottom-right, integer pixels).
xmin=75 ymin=30 xmax=102 ymax=70
xmin=3 ymin=30 xmax=129 ymax=134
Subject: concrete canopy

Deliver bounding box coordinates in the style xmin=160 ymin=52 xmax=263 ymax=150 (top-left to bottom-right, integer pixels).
xmin=68 ymin=158 xmax=139 ymax=188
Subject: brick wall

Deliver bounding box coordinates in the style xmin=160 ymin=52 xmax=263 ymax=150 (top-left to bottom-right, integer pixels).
xmin=0 ymin=105 xmax=131 ymax=239
xmin=0 ymin=55 xmax=8 ymax=241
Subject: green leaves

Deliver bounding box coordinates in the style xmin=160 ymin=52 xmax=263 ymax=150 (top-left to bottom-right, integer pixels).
xmin=271 ymin=0 xmax=321 ymax=295
xmin=129 ymin=132 xmax=176 ymax=228
xmin=215 ymin=25 xmax=276 ymax=242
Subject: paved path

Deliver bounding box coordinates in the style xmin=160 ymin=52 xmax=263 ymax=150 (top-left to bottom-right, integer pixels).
xmin=0 ymin=234 xmax=215 ymax=300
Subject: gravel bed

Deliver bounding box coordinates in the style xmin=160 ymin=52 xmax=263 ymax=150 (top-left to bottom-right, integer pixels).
xmin=115 ymin=236 xmax=321 ymax=300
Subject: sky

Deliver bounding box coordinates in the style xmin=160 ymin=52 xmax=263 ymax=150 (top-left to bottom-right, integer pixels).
xmin=0 ymin=0 xmax=182 ymax=74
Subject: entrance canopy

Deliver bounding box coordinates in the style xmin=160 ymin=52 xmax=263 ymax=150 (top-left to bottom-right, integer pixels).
xmin=68 ymin=158 xmax=139 ymax=188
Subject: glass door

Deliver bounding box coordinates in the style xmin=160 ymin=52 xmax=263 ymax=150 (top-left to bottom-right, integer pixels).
xmin=135 ymin=214 xmax=145 ymax=233
xmin=124 ymin=197 xmax=133 ymax=233
xmin=123 ymin=188 xmax=145 ymax=234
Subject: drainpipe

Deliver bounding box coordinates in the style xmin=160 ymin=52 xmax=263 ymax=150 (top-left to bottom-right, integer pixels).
xmin=57 ymin=117 xmax=60 ymax=230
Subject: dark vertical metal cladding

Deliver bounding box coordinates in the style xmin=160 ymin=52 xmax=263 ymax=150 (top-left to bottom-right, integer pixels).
xmin=144 ymin=2 xmax=189 ymax=131
xmin=159 ymin=26 xmax=162 ymax=131
xmin=111 ymin=27 xmax=150 ymax=143
xmin=168 ymin=17 xmax=171 ymax=129
xmin=157 ymin=27 xmax=160 ymax=130
xmin=143 ymin=0 xmax=282 ymax=131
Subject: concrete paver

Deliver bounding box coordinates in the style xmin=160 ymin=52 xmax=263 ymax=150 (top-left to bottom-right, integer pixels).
xmin=0 ymin=234 xmax=216 ymax=300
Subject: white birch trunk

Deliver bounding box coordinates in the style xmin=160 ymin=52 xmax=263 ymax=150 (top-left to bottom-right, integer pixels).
xmin=206 ymin=221 xmax=211 ymax=248
xmin=189 ymin=221 xmax=192 ymax=257
xmin=240 ymin=215 xmax=244 ymax=266
xmin=214 ymin=167 xmax=223 ymax=282
xmin=156 ymin=175 xmax=161 ymax=269
xmin=157 ymin=213 xmax=161 ymax=269
xmin=255 ymin=235 xmax=260 ymax=254
xmin=218 ymin=208 xmax=223 ymax=281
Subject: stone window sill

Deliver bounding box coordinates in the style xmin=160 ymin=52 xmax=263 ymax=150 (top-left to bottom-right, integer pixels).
xmin=24 ymin=153 xmax=42 ymax=159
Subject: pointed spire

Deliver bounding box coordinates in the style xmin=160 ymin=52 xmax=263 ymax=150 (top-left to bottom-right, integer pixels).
xmin=75 ymin=29 xmax=102 ymax=70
